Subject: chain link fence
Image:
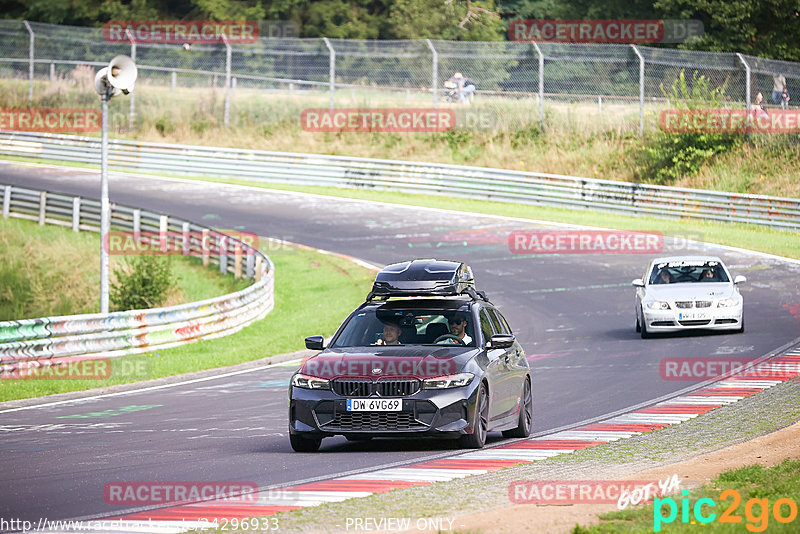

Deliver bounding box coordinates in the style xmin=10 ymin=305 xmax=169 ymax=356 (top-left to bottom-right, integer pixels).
xmin=1 ymin=20 xmax=799 ymax=132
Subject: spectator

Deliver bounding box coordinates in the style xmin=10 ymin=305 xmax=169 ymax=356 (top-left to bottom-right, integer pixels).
xmin=448 ymin=72 xmax=476 ymax=104
xmin=753 ymin=92 xmax=769 ymax=120
xmin=772 ymin=73 xmax=787 ymax=105
xmin=782 ymin=87 xmax=791 ymax=109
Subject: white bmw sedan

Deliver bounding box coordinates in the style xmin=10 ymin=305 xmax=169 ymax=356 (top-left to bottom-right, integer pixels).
xmin=632 ymin=256 xmax=745 ymax=338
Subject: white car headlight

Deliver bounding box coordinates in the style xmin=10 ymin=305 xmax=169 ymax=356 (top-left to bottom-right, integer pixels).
xmin=646 ymin=301 xmax=671 ymax=310
xmin=291 ymin=373 xmax=330 ymax=390
xmin=423 ymin=372 xmax=474 ymax=389
xmin=717 ymin=298 xmax=738 ymax=308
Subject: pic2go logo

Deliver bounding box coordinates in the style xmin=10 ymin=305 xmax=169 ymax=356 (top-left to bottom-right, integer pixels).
xmin=654 ymin=489 xmax=798 ymax=532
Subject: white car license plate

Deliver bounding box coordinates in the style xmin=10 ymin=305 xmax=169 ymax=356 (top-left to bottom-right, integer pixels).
xmin=679 ymin=312 xmax=707 ymax=320
xmin=346 ymin=399 xmax=402 ymax=411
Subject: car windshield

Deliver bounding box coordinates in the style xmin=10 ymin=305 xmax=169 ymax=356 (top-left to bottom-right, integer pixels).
xmin=649 ymin=260 xmax=730 ymax=284
xmin=331 ymin=307 xmax=476 ymax=347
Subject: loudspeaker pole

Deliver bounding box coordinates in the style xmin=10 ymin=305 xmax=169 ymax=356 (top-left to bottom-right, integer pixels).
xmin=100 ymin=87 xmax=110 ymax=313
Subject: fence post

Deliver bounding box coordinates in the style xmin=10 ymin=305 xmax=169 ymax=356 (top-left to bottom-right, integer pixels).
xmin=255 ymin=255 xmax=262 ymax=281
xmin=2 ymin=185 xmax=10 ymax=218
xmin=219 ymin=235 xmax=228 ymax=274
xmin=202 ymin=228 xmax=209 ymax=266
xmin=234 ymin=242 xmax=242 ymax=278
xmin=133 ymin=208 xmax=141 ymax=242
xmin=736 ymin=53 xmax=751 ymax=136
xmin=246 ymin=248 xmax=255 ymax=278
xmin=159 ymin=214 xmax=168 ymax=254
xmin=126 ymin=29 xmax=136 ymax=129
xmin=38 ymin=191 xmax=46 ymax=225
xmin=426 ymin=39 xmax=438 ymax=109
xmin=171 ymin=71 xmax=176 ymax=92
xmin=222 ymin=34 xmax=231 ymax=126
xmin=631 ymin=44 xmax=645 ymax=137
xmin=323 ymin=37 xmax=335 ymax=110
xmin=182 ymin=222 xmax=190 ymax=255
xmin=532 ymin=42 xmax=544 ymax=129
xmin=72 ymin=197 xmax=80 ymax=231
xmin=23 ymin=21 xmax=34 ymax=102
xmin=49 ymin=62 xmax=55 ymax=81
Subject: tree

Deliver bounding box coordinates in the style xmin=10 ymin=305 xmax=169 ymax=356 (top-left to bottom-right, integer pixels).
xmin=388 ymin=0 xmax=504 ymax=40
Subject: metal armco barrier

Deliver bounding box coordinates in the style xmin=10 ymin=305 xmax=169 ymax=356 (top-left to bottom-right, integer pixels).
xmin=0 ymin=183 xmax=275 ymax=372
xmin=1 ymin=131 xmax=798 ymax=231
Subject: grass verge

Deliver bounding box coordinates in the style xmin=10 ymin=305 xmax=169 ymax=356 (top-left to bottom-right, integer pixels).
xmin=0 ymin=216 xmax=249 ymax=320
xmin=0 ymin=234 xmax=374 ymax=402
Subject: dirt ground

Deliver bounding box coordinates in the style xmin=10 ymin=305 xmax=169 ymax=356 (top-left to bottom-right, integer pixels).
xmin=448 ymin=419 xmax=800 ymax=533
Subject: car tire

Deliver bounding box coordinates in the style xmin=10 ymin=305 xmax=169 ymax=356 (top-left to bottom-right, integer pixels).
xmin=459 ymin=382 xmax=488 ymax=449
xmin=635 ymin=314 xmax=641 ymax=333
xmin=738 ymin=314 xmax=745 ymax=334
xmin=290 ymin=433 xmax=322 ymax=452
xmin=640 ymin=309 xmax=651 ymax=339
xmin=503 ymin=378 xmax=532 ymax=439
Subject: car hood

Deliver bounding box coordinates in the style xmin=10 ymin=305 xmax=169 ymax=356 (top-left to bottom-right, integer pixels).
xmin=645 ymin=283 xmax=735 ymax=300
xmin=300 ymin=346 xmax=478 ymax=380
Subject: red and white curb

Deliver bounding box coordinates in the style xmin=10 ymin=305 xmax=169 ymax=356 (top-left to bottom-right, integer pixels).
xmin=42 ymin=348 xmax=800 ymax=533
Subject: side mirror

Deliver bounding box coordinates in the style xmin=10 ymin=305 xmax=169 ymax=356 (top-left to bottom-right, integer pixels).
xmin=733 ymin=275 xmax=747 ymax=285
xmin=489 ymin=334 xmax=515 ymax=349
xmin=632 ymin=279 xmax=645 ymax=287
xmin=305 ymin=335 xmax=325 ymax=350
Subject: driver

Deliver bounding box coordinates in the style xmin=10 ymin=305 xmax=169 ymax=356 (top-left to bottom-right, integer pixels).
xmin=375 ymin=321 xmax=402 ymax=345
xmin=447 ymin=313 xmax=472 ymax=345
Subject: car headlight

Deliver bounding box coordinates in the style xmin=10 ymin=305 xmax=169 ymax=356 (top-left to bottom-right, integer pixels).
xmin=646 ymin=301 xmax=671 ymax=310
xmin=717 ymin=298 xmax=738 ymax=308
xmin=422 ymin=372 xmax=474 ymax=389
xmin=291 ymin=373 xmax=330 ymax=390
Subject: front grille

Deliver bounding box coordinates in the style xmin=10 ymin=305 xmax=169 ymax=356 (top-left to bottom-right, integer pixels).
xmin=326 ymin=412 xmax=425 ymax=431
xmin=696 ymin=301 xmax=713 ymax=308
xmin=716 ymin=319 xmax=738 ymax=324
xmin=679 ymin=320 xmax=711 ymax=326
xmin=332 ymin=380 xmax=372 ymax=397
xmin=651 ymin=321 xmax=675 ymax=326
xmin=376 ymin=380 xmax=420 ymax=397
xmin=331 ymin=379 xmax=420 ymax=397
xmin=675 ymin=301 xmax=693 ymax=309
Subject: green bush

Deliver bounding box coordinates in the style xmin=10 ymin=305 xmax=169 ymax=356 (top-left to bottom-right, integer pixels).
xmin=110 ymin=256 xmax=175 ymax=311
xmin=634 ymin=70 xmax=744 ymax=184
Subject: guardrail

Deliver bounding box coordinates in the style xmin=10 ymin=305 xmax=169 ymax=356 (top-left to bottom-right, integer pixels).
xmin=0 ymin=131 xmax=798 ymax=231
xmin=0 ymin=182 xmax=275 ymax=373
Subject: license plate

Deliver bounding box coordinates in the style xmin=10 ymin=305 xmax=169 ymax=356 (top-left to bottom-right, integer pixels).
xmin=346 ymin=399 xmax=402 ymax=411
xmin=679 ymin=312 xmax=707 ymax=320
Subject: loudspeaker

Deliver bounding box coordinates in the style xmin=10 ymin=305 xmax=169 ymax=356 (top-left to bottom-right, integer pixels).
xmin=94 ymin=55 xmax=137 ymax=97
xmin=107 ymin=55 xmax=138 ymax=94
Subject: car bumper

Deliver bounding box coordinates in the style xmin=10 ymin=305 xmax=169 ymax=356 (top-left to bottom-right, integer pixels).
xmin=289 ymin=382 xmax=479 ymax=439
xmin=642 ymin=306 xmax=743 ymax=332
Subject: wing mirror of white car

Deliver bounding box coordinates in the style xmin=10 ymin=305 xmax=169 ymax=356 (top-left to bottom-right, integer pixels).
xmin=632 ymin=278 xmax=645 ymax=287
xmin=733 ymin=275 xmax=747 ymax=285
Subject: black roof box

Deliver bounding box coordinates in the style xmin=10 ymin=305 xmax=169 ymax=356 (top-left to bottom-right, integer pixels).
xmin=369 ymin=259 xmax=477 ymax=299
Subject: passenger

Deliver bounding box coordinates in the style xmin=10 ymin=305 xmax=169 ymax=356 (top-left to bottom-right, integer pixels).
xmin=658 ymin=269 xmax=674 ymax=284
xmin=702 ymin=269 xmax=716 ymax=281
xmin=448 ymin=313 xmax=473 ymax=344
xmin=375 ymin=321 xmax=402 ymax=345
